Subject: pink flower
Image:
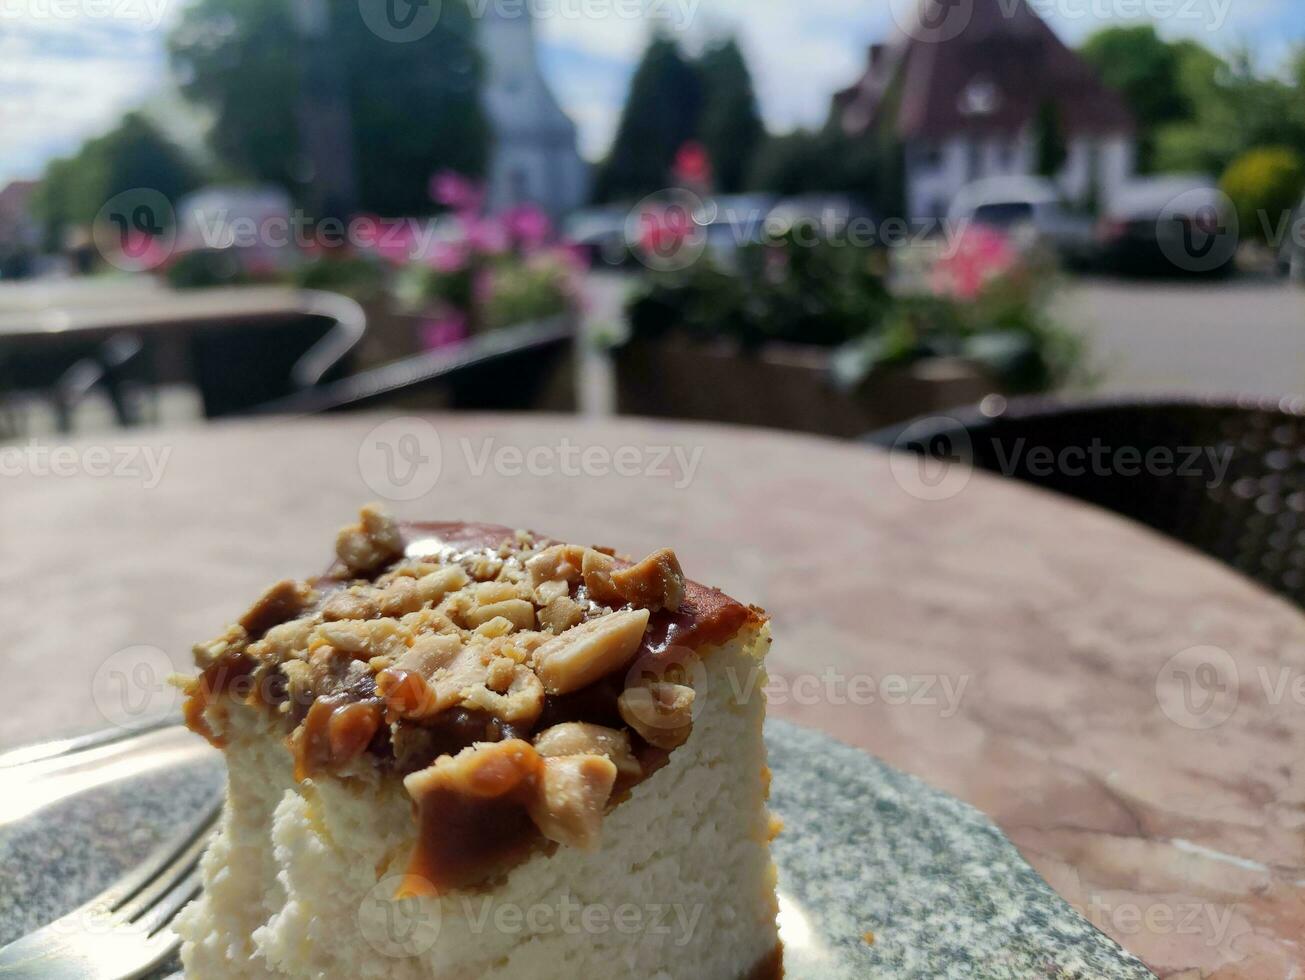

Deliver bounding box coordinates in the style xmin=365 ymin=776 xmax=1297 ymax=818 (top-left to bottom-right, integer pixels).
xmin=932 ymin=225 xmax=1019 ymax=300
xmin=418 ymin=313 xmax=469 ymax=351
xmin=465 ymin=217 xmax=509 ymax=255
xmin=430 ymin=171 xmax=485 ymax=217
xmin=673 ymin=141 xmax=712 ymax=189
xmin=503 ymin=205 xmax=552 ymax=252
xmin=425 ymin=240 xmax=468 ymax=273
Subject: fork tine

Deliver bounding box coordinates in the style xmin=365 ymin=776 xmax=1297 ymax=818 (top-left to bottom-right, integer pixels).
xmin=135 ymin=866 xmax=204 ymax=939
xmin=114 ymin=807 xmax=219 ymax=924
xmin=98 ymin=799 xmax=221 ymax=917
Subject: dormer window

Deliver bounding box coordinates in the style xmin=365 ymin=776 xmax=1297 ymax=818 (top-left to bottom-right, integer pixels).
xmin=959 ymin=77 xmax=1001 ymax=117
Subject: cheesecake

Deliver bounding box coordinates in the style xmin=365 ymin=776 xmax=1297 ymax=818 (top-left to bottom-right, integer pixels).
xmin=175 ymin=505 xmax=780 ymax=979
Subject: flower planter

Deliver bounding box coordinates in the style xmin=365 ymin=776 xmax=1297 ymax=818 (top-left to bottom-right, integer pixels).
xmin=613 ymin=336 xmax=997 ymax=438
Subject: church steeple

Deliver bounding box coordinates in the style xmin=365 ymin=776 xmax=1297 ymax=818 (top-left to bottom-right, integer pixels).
xmin=477 ymin=2 xmax=590 ymax=217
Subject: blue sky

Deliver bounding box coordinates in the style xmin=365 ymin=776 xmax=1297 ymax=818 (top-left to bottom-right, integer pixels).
xmin=1 ymin=0 xmax=1302 ymax=186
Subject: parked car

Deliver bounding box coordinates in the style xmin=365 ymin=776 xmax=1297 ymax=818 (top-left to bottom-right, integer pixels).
xmin=1097 ymin=176 xmax=1236 ymax=277
xmin=948 ymin=177 xmax=1096 ymax=267
xmin=565 ymin=207 xmax=633 ymax=267
xmin=169 ymin=186 xmax=300 ymax=285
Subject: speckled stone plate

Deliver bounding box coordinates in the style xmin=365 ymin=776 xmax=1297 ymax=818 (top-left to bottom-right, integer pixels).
xmin=0 ymin=720 xmax=1154 ymax=979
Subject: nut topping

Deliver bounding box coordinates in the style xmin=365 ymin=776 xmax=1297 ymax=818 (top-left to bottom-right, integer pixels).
xmin=526 ymin=544 xmax=585 ymax=587
xmin=240 ymin=580 xmax=311 ymax=638
xmin=321 ymin=590 xmax=380 ymax=623
xmin=534 ymin=722 xmax=641 ymax=780
xmin=538 ymin=595 xmax=584 ymax=634
xmin=618 ymin=682 xmax=696 ymax=749
xmin=532 ymin=608 xmax=650 ymax=695
xmin=466 ymin=598 xmax=535 ymax=632
xmin=335 ymin=503 xmax=404 ymax=575
xmin=610 ymin=549 xmax=686 ymax=612
xmin=527 ymin=754 xmax=618 ymax=850
xmin=461 ymin=664 xmax=546 ymax=726
xmin=581 ymin=548 xmax=624 ymax=607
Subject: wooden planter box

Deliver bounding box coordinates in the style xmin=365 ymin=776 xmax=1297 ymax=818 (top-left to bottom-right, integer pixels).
xmin=614 ymin=336 xmax=996 ymax=438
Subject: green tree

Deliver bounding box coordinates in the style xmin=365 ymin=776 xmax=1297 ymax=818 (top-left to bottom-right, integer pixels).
xmin=593 ymin=36 xmax=703 ymax=202
xmin=169 ymin=0 xmax=487 ymax=216
xmin=1154 ymin=47 xmax=1305 ymax=175
xmin=1081 ymin=26 xmax=1194 ymax=172
xmin=696 ymin=39 xmax=765 ymax=194
xmin=31 ymin=112 xmax=201 ymax=249
xmin=1220 ymin=147 xmax=1305 ymax=244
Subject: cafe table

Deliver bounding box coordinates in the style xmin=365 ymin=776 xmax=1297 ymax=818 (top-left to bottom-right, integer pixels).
xmin=3 ymin=413 xmax=1302 ymax=977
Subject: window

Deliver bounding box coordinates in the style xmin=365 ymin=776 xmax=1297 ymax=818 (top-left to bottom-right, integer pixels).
xmin=958 ymin=77 xmax=1001 ymax=117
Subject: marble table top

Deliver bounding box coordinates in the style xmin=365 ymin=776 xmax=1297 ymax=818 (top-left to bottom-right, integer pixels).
xmin=3 ymin=413 xmax=1303 ymax=977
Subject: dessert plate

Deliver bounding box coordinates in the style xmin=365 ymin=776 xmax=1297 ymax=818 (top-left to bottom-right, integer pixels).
xmin=0 ymin=720 xmax=1154 ymax=979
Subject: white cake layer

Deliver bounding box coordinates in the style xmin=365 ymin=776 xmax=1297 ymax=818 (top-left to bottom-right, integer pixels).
xmin=177 ymin=626 xmax=778 ymax=980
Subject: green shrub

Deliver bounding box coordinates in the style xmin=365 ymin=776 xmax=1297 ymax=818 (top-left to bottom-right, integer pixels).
xmin=1220 ymin=147 xmax=1305 ymax=244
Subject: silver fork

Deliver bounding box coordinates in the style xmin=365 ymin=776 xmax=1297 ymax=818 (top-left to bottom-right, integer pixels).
xmin=0 ymin=772 xmax=221 ymax=979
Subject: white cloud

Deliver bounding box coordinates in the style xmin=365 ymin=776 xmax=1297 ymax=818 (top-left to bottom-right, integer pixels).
xmin=0 ymin=14 xmax=170 ymax=183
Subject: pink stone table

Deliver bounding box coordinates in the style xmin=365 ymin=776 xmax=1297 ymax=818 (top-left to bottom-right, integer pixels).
xmin=4 ymin=414 xmax=1303 ymax=976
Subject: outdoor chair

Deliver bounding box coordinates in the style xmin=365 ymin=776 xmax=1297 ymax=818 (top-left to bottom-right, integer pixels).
xmin=0 ymin=338 xmax=104 ymax=435
xmin=865 ymin=395 xmax=1305 ymax=609
xmin=248 ymin=316 xmax=577 ymax=417
xmin=97 ymin=333 xmax=158 ymax=428
xmin=186 ymin=291 xmax=366 ymax=418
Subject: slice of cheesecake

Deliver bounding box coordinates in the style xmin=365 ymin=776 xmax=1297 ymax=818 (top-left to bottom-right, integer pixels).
xmin=175 ymin=505 xmax=780 ymax=980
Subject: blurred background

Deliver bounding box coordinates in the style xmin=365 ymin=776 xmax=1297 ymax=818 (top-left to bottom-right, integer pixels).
xmin=2 ymin=0 xmax=1305 ymax=436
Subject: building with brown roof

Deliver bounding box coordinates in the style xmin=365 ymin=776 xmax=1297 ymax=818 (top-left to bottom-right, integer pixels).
xmin=834 ymin=0 xmax=1135 ymax=220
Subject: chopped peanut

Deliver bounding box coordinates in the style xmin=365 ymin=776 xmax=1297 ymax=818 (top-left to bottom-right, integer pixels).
xmin=532 ymin=608 xmax=650 ymax=695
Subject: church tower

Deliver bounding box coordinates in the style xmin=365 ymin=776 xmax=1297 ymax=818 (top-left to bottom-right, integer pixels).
xmin=479 ymin=6 xmax=590 ymax=218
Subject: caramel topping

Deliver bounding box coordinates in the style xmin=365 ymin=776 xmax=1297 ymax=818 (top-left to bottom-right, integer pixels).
xmin=182 ymin=646 xmax=257 ymax=748
xmin=401 ymin=740 xmax=546 ymax=896
xmin=291 ymin=694 xmax=384 ymax=780
xmin=239 ymin=580 xmax=312 ymax=639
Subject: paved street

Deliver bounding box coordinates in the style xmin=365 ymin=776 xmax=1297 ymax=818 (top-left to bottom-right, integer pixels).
xmin=1058 ymin=276 xmax=1305 ymax=401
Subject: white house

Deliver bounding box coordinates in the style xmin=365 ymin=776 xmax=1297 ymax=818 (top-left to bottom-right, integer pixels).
xmin=833 ymin=0 xmax=1136 ymax=221
xmin=479 ymin=6 xmax=590 ymax=219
